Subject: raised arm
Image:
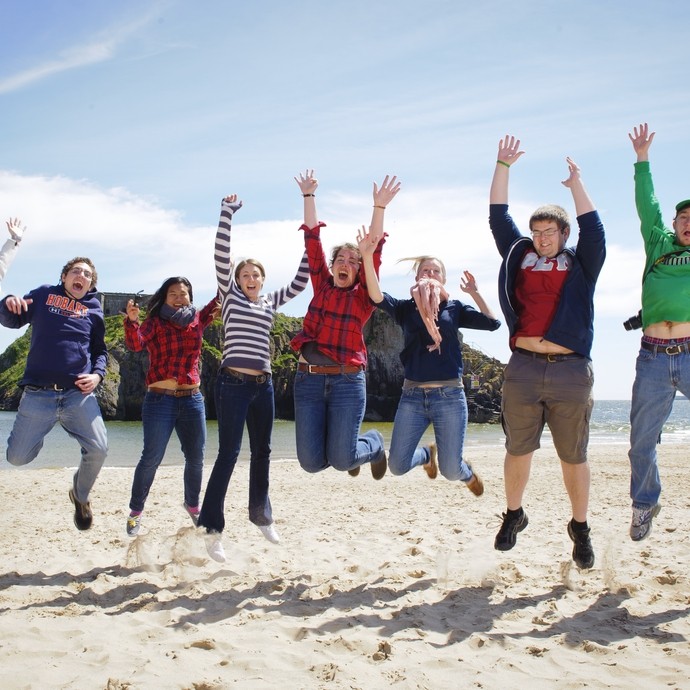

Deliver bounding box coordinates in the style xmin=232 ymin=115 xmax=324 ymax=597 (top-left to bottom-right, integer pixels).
xmin=369 ymin=175 xmax=400 ymax=241
xmin=356 ymin=225 xmax=384 ymax=303
xmin=561 ymin=157 xmax=595 ymax=216
xmin=490 ymin=135 xmax=524 ymax=205
xmin=460 ymin=271 xmax=496 ymax=319
xmin=294 ymin=169 xmax=318 ymax=228
xmin=628 ymin=122 xmax=655 ymax=163
xmin=0 ymin=218 xmax=26 ymax=283
xmin=214 ymin=194 xmax=243 ymax=297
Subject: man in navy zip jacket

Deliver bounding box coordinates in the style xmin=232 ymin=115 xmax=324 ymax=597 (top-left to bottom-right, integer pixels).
xmin=0 ymin=257 xmax=108 ymax=530
xmin=489 ymin=135 xmax=606 ymax=570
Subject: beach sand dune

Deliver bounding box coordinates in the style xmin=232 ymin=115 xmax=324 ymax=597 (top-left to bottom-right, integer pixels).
xmin=0 ymin=445 xmax=688 ymax=689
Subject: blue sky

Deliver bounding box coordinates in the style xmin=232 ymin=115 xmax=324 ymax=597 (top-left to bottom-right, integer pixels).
xmin=1 ymin=0 xmax=689 ymax=399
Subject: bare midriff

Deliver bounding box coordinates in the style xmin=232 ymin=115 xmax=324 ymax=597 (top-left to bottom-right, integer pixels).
xmin=514 ymin=336 xmax=575 ymax=355
xmin=644 ymin=321 xmax=690 ymax=339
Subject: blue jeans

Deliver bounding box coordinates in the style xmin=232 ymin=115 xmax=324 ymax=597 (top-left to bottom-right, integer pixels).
xmin=388 ymin=385 xmax=472 ymax=481
xmin=629 ymin=345 xmax=690 ymax=508
xmin=128 ymin=391 xmax=206 ymax=513
xmin=7 ymin=387 xmax=108 ymax=503
xmin=198 ymin=371 xmax=274 ymax=533
xmin=293 ymin=370 xmax=384 ymax=472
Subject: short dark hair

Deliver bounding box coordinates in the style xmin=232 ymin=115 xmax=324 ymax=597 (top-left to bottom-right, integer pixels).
xmin=60 ymin=257 xmax=98 ymax=289
xmin=529 ymin=204 xmax=570 ymax=233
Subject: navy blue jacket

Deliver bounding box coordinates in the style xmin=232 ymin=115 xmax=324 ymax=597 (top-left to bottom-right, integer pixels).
xmin=377 ymin=294 xmax=501 ymax=381
xmin=489 ymin=205 xmax=605 ymax=359
xmin=0 ymin=284 xmax=107 ymax=388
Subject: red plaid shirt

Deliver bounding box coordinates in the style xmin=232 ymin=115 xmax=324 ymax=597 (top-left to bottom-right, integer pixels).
xmin=291 ymin=223 xmax=385 ymax=366
xmin=124 ymin=297 xmax=218 ymax=385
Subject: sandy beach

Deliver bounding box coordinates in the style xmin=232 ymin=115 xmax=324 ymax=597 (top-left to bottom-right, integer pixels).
xmin=0 ymin=442 xmax=688 ymax=690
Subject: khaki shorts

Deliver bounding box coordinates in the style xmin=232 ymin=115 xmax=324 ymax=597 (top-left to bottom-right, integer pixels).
xmin=501 ymin=349 xmax=594 ymax=464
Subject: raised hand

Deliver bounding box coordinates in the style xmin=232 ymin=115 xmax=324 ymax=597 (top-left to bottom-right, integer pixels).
xmin=125 ymin=298 xmax=140 ymax=323
xmin=628 ymin=122 xmax=655 ymax=161
xmin=222 ymin=193 xmax=243 ymax=214
xmin=497 ymin=135 xmax=524 ymax=167
xmin=459 ymin=270 xmax=478 ymax=294
xmin=356 ymin=224 xmax=379 ymax=258
xmin=294 ymin=169 xmax=318 ymax=196
xmin=373 ymin=174 xmax=401 ymax=208
xmin=561 ymin=157 xmax=582 ymax=189
xmin=6 ymin=217 xmax=26 ymax=242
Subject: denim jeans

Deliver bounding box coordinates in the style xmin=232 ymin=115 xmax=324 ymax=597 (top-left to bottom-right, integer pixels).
xmin=128 ymin=391 xmax=206 ymax=513
xmin=629 ymin=345 xmax=690 ymax=508
xmin=293 ymin=370 xmax=384 ymax=472
xmin=388 ymin=385 xmax=472 ymax=481
xmin=7 ymin=387 xmax=108 ymax=503
xmin=198 ymin=371 xmax=274 ymax=533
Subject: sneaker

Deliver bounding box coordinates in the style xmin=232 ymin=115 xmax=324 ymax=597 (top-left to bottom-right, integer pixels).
xmin=347 ymin=466 xmax=361 ymax=477
xmin=494 ymin=510 xmax=528 ymax=551
xmin=69 ymin=488 xmax=93 ymax=531
xmin=567 ymin=520 xmax=595 ymax=569
xmin=423 ymin=443 xmax=438 ymax=479
xmin=204 ymin=533 xmax=226 ymax=562
xmin=465 ymin=466 xmax=484 ymax=496
xmin=630 ymin=504 xmax=661 ymax=542
xmin=184 ymin=503 xmax=200 ymax=526
xmin=370 ymin=430 xmax=387 ymax=480
xmin=126 ymin=513 xmax=142 ymax=537
xmin=258 ymin=523 xmax=281 ymax=544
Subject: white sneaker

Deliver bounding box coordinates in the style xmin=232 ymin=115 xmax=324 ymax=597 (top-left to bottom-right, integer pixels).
xmin=204 ymin=533 xmax=226 ymax=562
xmin=259 ymin=523 xmax=280 ymax=544
xmin=630 ymin=504 xmax=661 ymax=542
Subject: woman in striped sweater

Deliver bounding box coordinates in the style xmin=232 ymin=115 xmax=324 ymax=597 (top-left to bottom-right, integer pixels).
xmin=198 ymin=193 xmax=309 ymax=563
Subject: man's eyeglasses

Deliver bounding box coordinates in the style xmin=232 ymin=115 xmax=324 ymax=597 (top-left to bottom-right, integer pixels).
xmin=530 ymin=228 xmax=560 ymax=239
xmin=68 ymin=267 xmax=93 ymax=280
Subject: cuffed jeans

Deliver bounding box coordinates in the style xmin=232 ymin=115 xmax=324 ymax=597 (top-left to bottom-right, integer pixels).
xmin=387 ymin=385 xmax=473 ymax=481
xmin=198 ymin=371 xmax=274 ymax=533
xmin=7 ymin=387 xmax=107 ymax=503
xmin=293 ymin=369 xmax=384 ymax=472
xmin=128 ymin=390 xmax=206 ymax=513
xmin=629 ymin=345 xmax=690 ymax=508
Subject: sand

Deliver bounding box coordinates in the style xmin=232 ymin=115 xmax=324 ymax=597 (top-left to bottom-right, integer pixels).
xmin=0 ymin=443 xmax=688 ymax=690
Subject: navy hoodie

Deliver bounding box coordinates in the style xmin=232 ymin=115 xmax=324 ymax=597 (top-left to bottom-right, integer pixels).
xmin=0 ymin=283 xmax=107 ymax=389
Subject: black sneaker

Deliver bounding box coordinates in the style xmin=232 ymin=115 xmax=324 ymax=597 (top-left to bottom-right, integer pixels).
xmin=69 ymin=488 xmax=93 ymax=531
xmin=494 ymin=510 xmax=528 ymax=551
xmin=567 ymin=520 xmax=594 ymax=569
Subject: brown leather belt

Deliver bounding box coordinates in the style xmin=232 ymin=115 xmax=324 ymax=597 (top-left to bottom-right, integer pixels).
xmin=222 ymin=367 xmax=270 ymax=383
xmin=297 ymin=363 xmax=364 ymax=375
xmin=515 ymin=347 xmax=584 ymax=363
xmin=148 ymin=386 xmax=200 ymax=397
xmin=641 ymin=340 xmax=690 ymax=355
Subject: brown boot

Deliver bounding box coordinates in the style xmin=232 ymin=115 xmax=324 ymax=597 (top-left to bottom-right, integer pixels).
xmin=422 ymin=443 xmax=438 ymax=479
xmin=465 ymin=467 xmax=484 ymax=496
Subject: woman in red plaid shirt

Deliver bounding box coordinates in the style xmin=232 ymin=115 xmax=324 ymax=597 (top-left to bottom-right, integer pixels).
xmin=123 ymin=278 xmax=220 ymax=537
xmin=291 ymin=171 xmax=400 ymax=479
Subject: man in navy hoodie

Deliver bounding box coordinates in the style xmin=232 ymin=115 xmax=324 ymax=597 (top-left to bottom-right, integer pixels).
xmin=488 ymin=135 xmax=606 ymax=570
xmin=0 ymin=257 xmax=108 ymax=530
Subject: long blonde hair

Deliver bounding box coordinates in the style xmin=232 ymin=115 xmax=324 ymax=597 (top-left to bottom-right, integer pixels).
xmin=397 ymin=255 xmax=447 ymax=283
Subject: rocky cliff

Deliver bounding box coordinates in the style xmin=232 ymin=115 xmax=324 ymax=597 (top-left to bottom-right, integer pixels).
xmin=0 ymin=311 xmax=505 ymax=423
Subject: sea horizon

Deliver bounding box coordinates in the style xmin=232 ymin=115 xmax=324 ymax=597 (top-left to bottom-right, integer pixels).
xmin=1 ymin=398 xmax=689 ymax=470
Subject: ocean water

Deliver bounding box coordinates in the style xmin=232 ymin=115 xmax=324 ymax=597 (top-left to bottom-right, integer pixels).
xmin=1 ymin=399 xmax=689 ymax=470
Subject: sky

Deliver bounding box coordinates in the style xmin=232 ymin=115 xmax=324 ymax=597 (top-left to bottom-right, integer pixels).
xmin=1 ymin=0 xmax=689 ymax=399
